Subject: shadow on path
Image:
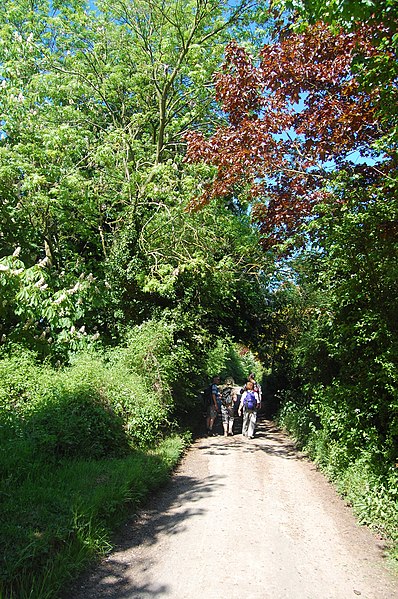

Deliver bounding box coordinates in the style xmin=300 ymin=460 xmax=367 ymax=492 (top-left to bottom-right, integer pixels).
xmin=198 ymin=417 xmax=308 ymax=462
xmin=64 ymin=419 xmax=306 ymax=598
xmin=64 ymin=471 xmax=224 ymax=598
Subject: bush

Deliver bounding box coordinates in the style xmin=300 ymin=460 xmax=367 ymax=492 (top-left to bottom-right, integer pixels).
xmin=0 ymin=342 xmax=187 ymax=599
xmin=0 ymin=347 xmax=172 ymax=464
xmin=121 ymin=318 xmax=184 ymax=397
xmin=204 ymin=337 xmax=263 ymax=385
xmin=277 ymin=395 xmax=398 ymax=558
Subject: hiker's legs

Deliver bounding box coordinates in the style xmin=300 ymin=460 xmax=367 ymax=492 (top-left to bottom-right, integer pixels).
xmin=221 ymin=406 xmax=228 ymax=436
xmin=242 ymin=409 xmax=250 ymax=436
xmin=247 ymin=410 xmax=257 ymax=438
xmin=207 ymin=405 xmax=217 ymax=432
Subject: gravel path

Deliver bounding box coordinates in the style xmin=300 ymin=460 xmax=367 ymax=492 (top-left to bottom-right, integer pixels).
xmin=66 ymin=419 xmax=398 ymax=599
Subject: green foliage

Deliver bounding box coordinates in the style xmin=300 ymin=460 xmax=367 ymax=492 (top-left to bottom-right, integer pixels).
xmin=0 ymin=360 xmax=127 ymax=463
xmin=278 ymin=398 xmax=398 ymax=554
xmin=337 ymin=456 xmax=398 ymax=546
xmin=0 ymin=437 xmax=185 ymax=599
xmin=105 ymin=197 xmax=273 ymax=349
xmin=0 ymin=0 xmax=273 ymax=363
xmin=0 ymin=347 xmax=171 ymax=463
xmin=0 ymin=253 xmax=106 ymax=361
xmin=122 ymin=317 xmax=185 ymax=395
xmin=276 ymin=392 xmax=318 ymax=445
xmin=275 ymin=178 xmax=398 ymax=558
xmin=0 ymin=338 xmax=188 ymax=598
xmin=276 ymin=0 xmax=394 ymax=32
xmin=205 ymin=337 xmax=263 ymax=384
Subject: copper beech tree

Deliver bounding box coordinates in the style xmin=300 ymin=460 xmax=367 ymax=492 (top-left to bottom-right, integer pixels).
xmin=184 ymin=22 xmax=385 ymax=248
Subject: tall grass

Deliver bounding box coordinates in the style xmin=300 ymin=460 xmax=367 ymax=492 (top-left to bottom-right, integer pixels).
xmin=0 ymin=343 xmax=187 ymax=599
xmin=0 ymin=437 xmax=186 ymax=599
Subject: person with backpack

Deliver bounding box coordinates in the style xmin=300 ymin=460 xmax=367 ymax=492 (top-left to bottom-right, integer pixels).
xmin=241 ymin=372 xmax=262 ymax=409
xmin=204 ymin=375 xmax=220 ymax=436
xmin=220 ymin=376 xmax=237 ymax=437
xmin=238 ymin=380 xmax=260 ymax=439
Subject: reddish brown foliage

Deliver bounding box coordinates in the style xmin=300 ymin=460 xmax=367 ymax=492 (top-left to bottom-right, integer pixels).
xmin=184 ymin=22 xmax=383 ymax=248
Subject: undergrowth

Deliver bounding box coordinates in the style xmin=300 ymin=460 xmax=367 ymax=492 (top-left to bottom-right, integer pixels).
xmin=0 ymin=340 xmax=187 ymax=599
xmin=0 ymin=436 xmax=186 ymax=599
xmin=277 ymin=398 xmax=398 ymax=565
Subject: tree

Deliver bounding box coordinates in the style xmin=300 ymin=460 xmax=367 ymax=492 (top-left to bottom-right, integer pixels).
xmin=184 ymin=21 xmax=393 ymax=249
xmin=0 ymin=0 xmax=271 ymax=357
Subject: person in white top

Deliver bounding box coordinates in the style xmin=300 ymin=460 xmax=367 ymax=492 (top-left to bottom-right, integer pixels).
xmin=238 ymin=380 xmax=260 ymax=439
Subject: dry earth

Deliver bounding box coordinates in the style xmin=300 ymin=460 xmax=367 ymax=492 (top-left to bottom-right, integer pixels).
xmin=65 ymin=418 xmax=398 ymax=599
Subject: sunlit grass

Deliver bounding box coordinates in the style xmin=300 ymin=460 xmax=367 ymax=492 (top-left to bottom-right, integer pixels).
xmin=0 ymin=436 xmax=186 ymax=599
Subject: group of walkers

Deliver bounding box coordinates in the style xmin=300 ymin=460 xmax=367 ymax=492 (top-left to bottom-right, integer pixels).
xmin=204 ymin=373 xmax=262 ymax=439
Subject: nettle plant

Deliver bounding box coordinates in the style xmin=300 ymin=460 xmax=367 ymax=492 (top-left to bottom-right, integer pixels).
xmin=0 ymin=249 xmax=104 ymax=358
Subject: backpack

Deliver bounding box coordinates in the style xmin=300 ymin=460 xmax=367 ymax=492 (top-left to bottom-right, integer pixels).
xmin=244 ymin=390 xmax=257 ymax=410
xmin=203 ymin=385 xmax=213 ymax=407
xmin=221 ymin=386 xmax=233 ymax=407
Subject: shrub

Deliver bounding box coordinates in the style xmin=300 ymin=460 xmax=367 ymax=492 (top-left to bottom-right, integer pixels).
xmin=0 ymin=347 xmax=172 ymax=465
xmin=277 ymin=394 xmax=398 ymax=558
xmin=204 ymin=338 xmax=263 ymax=384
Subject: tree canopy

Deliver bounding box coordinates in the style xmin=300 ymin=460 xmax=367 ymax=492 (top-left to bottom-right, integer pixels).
xmin=0 ymin=0 xmax=273 ymax=357
xmin=1 ymin=1 xmax=398 ymax=590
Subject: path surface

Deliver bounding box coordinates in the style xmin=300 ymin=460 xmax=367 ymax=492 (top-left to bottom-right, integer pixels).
xmin=67 ymin=419 xmax=398 ymax=599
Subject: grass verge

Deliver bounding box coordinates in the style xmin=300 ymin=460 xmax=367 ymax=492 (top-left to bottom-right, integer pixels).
xmin=0 ymin=435 xmax=187 ymax=599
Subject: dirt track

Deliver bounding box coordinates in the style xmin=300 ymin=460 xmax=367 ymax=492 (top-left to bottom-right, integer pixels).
xmin=67 ymin=418 xmax=398 ymax=599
